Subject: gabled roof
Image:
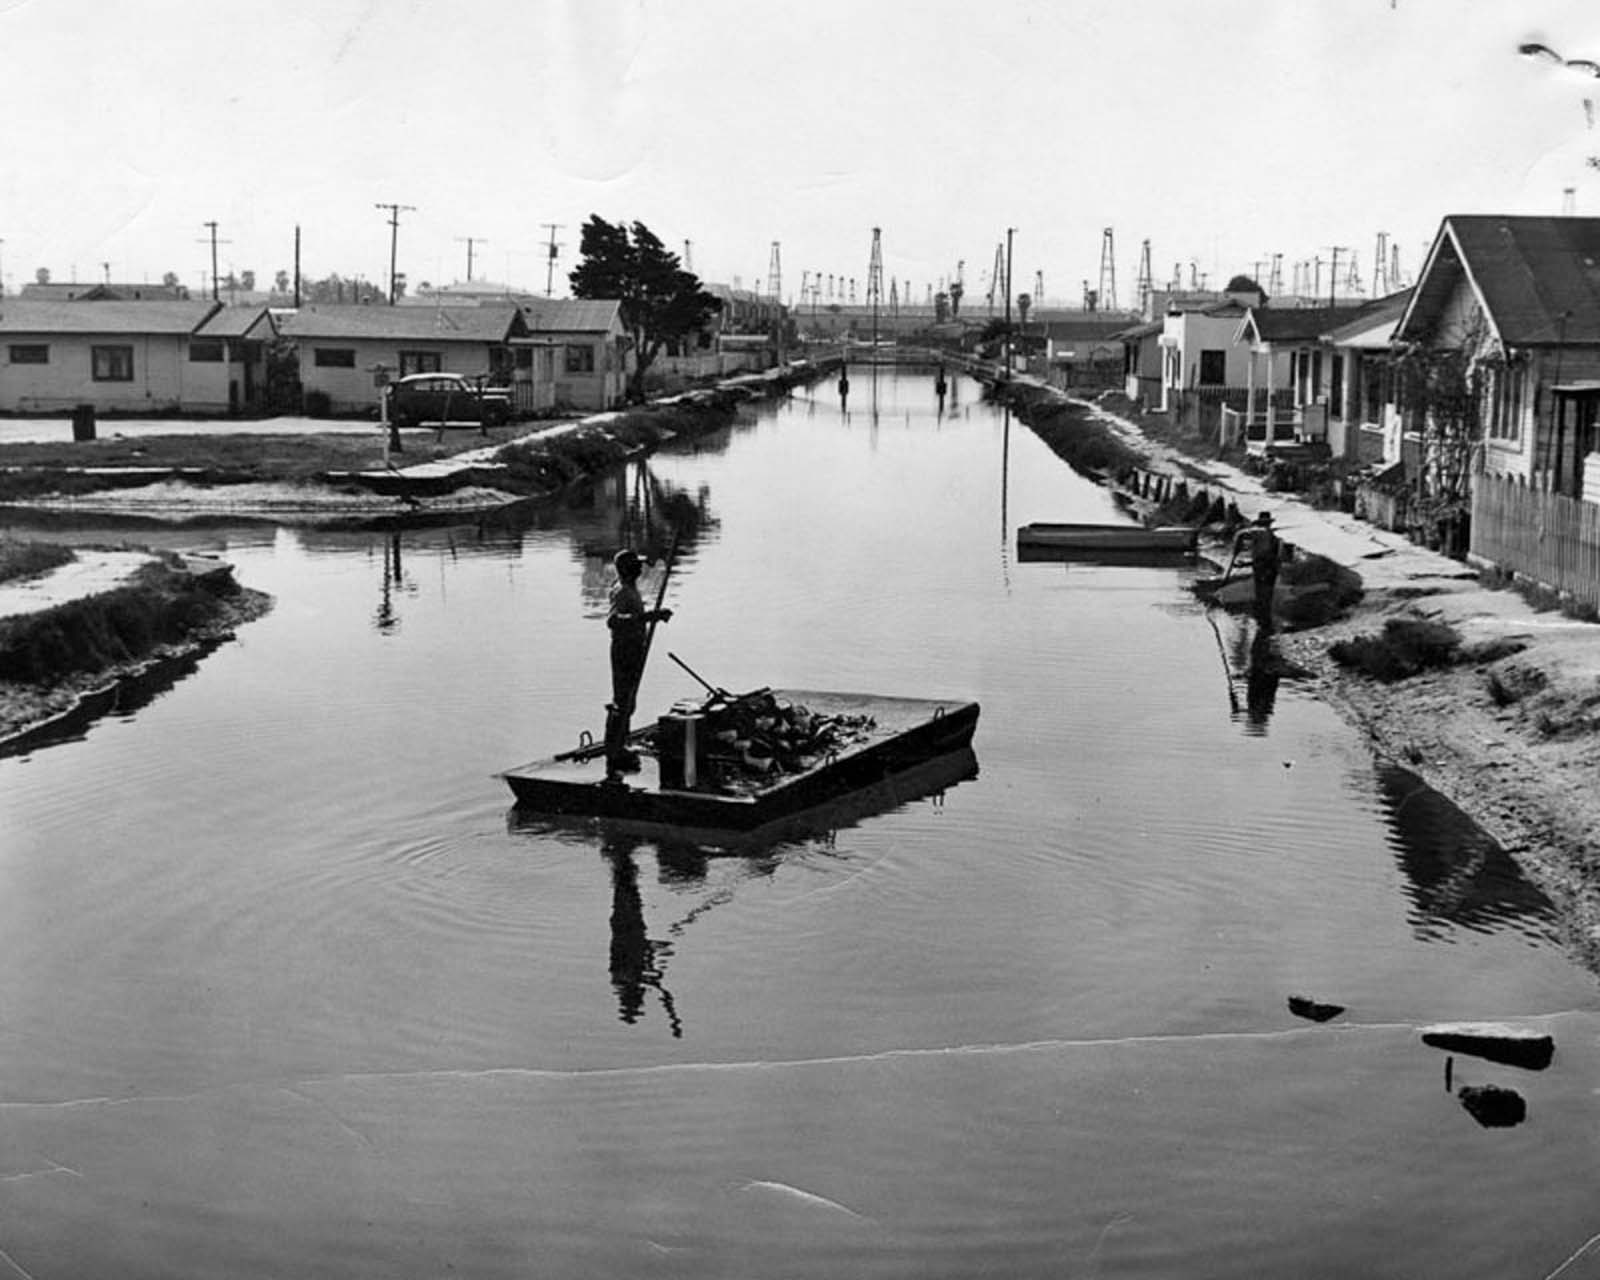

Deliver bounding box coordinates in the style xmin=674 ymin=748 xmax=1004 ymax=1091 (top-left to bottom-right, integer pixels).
xmin=278 ymin=303 xmax=525 ymax=342
xmin=1322 ymin=289 xmax=1414 ymax=348
xmin=19 ymin=281 xmax=190 ymax=302
xmin=1113 ymin=319 xmax=1164 ymax=340
xmin=518 ymin=297 xmax=623 ymax=334
xmin=1395 ymin=215 xmax=1600 ymax=347
xmin=1238 ymin=304 xmax=1366 ymax=345
xmin=195 ymin=305 xmax=277 ymax=340
xmin=1037 ymin=316 xmax=1139 ymax=341
xmin=0 ymin=299 xmax=220 ymax=335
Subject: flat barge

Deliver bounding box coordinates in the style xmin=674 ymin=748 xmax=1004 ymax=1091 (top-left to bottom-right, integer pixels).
xmin=500 ymin=690 xmax=980 ymax=832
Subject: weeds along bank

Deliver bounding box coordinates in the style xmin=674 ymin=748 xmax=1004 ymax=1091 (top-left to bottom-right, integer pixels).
xmin=0 ymin=551 xmax=272 ymax=748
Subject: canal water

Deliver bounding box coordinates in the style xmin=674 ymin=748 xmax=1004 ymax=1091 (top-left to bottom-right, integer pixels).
xmin=5 ymin=369 xmax=1600 ymax=1279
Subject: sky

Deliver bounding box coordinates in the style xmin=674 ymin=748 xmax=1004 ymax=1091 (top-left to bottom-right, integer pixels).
xmin=3 ymin=0 xmax=1600 ymax=308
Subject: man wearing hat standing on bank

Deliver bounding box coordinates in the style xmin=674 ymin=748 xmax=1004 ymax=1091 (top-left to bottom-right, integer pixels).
xmin=604 ymin=549 xmax=672 ymax=780
xmin=1230 ymin=511 xmax=1282 ymax=633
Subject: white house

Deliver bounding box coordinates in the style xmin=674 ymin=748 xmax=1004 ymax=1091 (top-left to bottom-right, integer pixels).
xmin=0 ymin=299 xmax=237 ymax=413
xmin=516 ymin=298 xmax=630 ymax=410
xmin=278 ymin=304 xmax=530 ymax=414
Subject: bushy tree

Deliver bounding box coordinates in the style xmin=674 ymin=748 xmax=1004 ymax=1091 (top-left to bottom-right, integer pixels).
xmin=568 ymin=215 xmax=721 ymax=400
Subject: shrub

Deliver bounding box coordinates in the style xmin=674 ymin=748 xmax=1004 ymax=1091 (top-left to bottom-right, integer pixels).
xmin=1328 ymin=617 xmax=1462 ymax=681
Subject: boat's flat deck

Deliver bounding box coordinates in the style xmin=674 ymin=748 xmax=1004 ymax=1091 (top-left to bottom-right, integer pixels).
xmin=500 ymin=691 xmax=979 ymax=828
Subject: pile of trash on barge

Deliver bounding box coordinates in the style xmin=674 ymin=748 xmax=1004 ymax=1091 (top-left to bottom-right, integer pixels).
xmin=643 ymin=689 xmax=877 ymax=793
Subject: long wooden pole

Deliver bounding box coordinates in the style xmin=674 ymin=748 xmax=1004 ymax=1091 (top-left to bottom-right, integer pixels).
xmin=620 ymin=526 xmax=681 ymax=728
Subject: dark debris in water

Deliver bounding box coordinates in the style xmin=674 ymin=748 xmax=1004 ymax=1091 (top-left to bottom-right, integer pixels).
xmin=1458 ymin=1084 xmax=1527 ymax=1128
xmin=1287 ymin=995 xmax=1346 ymax=1023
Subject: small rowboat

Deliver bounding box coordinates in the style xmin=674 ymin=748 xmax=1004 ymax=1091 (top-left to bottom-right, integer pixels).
xmin=500 ymin=690 xmax=980 ymax=832
xmin=1016 ymin=522 xmax=1198 ymax=560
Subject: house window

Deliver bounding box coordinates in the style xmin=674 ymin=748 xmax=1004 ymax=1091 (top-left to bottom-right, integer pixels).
xmin=188 ymin=341 xmax=225 ymax=363
xmin=1198 ymin=349 xmax=1226 ymax=386
xmin=1487 ymin=364 xmax=1524 ymax=443
xmin=314 ymin=347 xmax=356 ymax=368
xmin=8 ymin=344 xmax=48 ymax=364
xmin=91 ymin=345 xmax=133 ymax=381
xmin=566 ymin=344 xmax=595 ymax=374
xmin=399 ymin=350 xmax=442 ymax=376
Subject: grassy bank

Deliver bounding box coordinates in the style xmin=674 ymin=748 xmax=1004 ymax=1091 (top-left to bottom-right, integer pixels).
xmin=0 ymin=539 xmax=75 ymax=583
xmin=0 ymin=555 xmax=259 ymax=684
xmin=982 ymin=379 xmax=1142 ymax=477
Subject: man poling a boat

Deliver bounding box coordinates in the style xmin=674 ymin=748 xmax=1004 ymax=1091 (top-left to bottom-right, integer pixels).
xmin=1226 ymin=510 xmax=1282 ymax=633
xmin=604 ymin=547 xmax=674 ymax=782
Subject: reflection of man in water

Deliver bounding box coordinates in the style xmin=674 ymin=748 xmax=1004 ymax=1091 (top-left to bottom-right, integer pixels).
xmin=1245 ymin=633 xmax=1281 ymax=730
xmin=605 ymin=843 xmax=682 ymax=1037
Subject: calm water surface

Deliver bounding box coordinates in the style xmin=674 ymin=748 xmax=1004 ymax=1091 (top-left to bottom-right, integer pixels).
xmin=5 ymin=370 xmax=1600 ymax=1279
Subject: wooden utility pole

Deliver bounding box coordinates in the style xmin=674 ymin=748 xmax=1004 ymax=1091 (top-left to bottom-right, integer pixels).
xmin=456 ymin=236 xmax=486 ymax=282
xmin=541 ymin=223 xmax=564 ymax=297
xmin=200 ymin=221 xmax=228 ymax=301
xmin=293 ymin=224 xmax=302 ymax=308
xmin=1003 ymin=227 xmax=1015 ymax=379
xmin=375 ymin=202 xmax=415 ymax=305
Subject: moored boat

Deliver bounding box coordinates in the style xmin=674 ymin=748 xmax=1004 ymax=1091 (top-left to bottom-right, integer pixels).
xmin=1017 ymin=522 xmax=1198 ymax=556
xmin=500 ymin=689 xmax=980 ymax=832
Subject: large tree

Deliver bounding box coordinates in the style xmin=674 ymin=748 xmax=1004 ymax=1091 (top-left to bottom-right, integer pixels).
xmin=568 ymin=216 xmax=721 ymax=400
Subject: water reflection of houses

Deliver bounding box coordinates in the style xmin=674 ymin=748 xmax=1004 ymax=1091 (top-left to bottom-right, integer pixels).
xmin=1377 ymin=764 xmax=1557 ymax=943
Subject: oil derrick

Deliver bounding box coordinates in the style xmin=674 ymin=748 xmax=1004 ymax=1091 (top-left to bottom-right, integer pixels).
xmin=1267 ymin=253 xmax=1283 ymax=298
xmin=1034 ymin=270 xmax=1044 ymax=303
xmin=889 ymin=278 xmax=899 ymax=314
xmin=1391 ymin=242 xmax=1404 ymax=289
xmin=1136 ymin=239 xmax=1154 ymax=316
xmin=1371 ymin=232 xmax=1390 ymax=296
xmin=950 ymin=259 xmax=965 ymax=315
xmin=683 ymin=240 xmax=693 ymax=273
xmin=987 ymin=241 xmax=1006 ymax=314
xmin=1345 ymin=250 xmax=1364 ymax=296
xmin=866 ymin=227 xmax=884 ymax=314
xmin=767 ymin=241 xmax=782 ymax=303
xmin=1098 ymin=228 xmax=1119 ymax=313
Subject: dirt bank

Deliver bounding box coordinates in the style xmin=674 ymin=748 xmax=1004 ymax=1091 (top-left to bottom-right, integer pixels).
xmin=1276 ymin=584 xmax=1600 ymax=974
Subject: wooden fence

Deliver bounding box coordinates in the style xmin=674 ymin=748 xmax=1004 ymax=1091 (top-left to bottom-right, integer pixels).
xmin=1472 ymin=471 xmax=1600 ymax=608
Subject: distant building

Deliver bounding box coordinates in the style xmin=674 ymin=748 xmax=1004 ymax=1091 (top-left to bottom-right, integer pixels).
xmin=20 ymin=280 xmax=190 ymax=302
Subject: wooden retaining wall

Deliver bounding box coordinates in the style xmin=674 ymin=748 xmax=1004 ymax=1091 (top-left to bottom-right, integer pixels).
xmin=1471 ymin=471 xmax=1600 ymax=608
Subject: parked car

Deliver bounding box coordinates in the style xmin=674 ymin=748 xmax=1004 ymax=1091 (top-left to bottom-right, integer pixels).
xmin=385 ymin=373 xmax=513 ymax=431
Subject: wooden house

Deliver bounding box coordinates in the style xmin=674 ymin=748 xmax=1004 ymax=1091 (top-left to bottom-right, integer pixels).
xmin=279 ymin=304 xmax=529 ymax=414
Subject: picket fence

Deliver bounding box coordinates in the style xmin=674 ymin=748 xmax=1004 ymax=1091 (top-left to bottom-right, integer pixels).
xmin=1471 ymin=471 xmax=1600 ymax=609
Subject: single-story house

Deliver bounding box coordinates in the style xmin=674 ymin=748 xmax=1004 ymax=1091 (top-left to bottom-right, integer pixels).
xmin=0 ymin=298 xmax=267 ymax=413
xmin=1232 ymin=304 xmax=1366 ymax=450
xmin=189 ymin=305 xmax=279 ymax=414
xmin=278 ymin=303 xmax=531 ymax=414
xmin=1319 ymin=289 xmax=1412 ymax=465
xmin=1392 ymin=214 xmax=1600 ymax=499
xmin=515 ymin=298 xmax=630 ymax=410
